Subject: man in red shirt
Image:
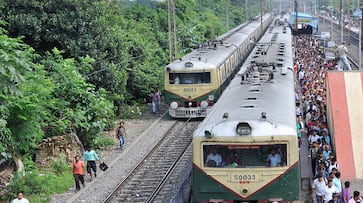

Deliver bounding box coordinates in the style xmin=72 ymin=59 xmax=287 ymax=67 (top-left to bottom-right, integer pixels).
xmin=73 ymin=155 xmax=85 ymax=191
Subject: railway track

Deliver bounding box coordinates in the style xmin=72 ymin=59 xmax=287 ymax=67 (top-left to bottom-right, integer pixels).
xmin=319 ymin=16 xmax=360 ymax=70
xmin=102 ymin=120 xmax=200 ymax=203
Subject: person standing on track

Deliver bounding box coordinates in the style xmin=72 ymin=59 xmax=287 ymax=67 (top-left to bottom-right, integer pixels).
xmin=336 ymin=41 xmax=352 ymax=71
xmin=83 ymin=146 xmax=99 ymax=179
xmin=73 ymin=155 xmax=85 ymax=191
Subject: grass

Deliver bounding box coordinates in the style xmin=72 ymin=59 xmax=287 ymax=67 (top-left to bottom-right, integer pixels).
xmin=28 ymin=170 xmax=74 ymax=202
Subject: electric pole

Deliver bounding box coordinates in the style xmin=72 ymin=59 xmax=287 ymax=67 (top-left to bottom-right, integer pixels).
xmin=168 ymin=0 xmax=172 ymax=62
xmin=260 ymin=0 xmax=263 ymax=33
xmin=295 ymin=0 xmax=298 ymax=30
xmin=173 ymin=0 xmax=177 ymax=59
xmin=226 ymin=0 xmax=230 ymax=30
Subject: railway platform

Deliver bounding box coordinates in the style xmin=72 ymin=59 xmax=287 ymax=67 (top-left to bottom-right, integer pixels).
xmin=318 ymin=17 xmax=363 ymax=195
xmin=294 ymin=25 xmax=363 ymax=202
xmin=326 ymin=72 xmax=363 ymax=185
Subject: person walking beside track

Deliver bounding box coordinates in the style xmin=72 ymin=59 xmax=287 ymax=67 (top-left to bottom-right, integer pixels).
xmin=73 ymin=155 xmax=85 ymax=191
xmin=116 ymin=121 xmax=127 ymax=150
xmin=83 ymin=146 xmax=99 ymax=179
xmin=150 ymin=89 xmax=161 ymax=114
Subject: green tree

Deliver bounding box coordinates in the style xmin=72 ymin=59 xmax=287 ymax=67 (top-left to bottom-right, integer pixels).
xmin=0 ymin=21 xmax=48 ymax=171
xmin=40 ymin=48 xmax=114 ymax=146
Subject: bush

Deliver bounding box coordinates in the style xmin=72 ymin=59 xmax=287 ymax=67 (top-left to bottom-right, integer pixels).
xmin=119 ymin=105 xmax=144 ymax=119
xmin=51 ymin=153 xmax=71 ymax=175
xmin=5 ymin=168 xmax=74 ymax=202
xmin=93 ymin=135 xmax=116 ymax=148
xmin=6 ymin=170 xmax=47 ymax=199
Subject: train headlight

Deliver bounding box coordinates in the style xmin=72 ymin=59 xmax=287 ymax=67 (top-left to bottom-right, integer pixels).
xmin=204 ymin=130 xmax=213 ymax=138
xmin=208 ymin=94 xmax=214 ymax=101
xmin=200 ymin=101 xmax=208 ymax=109
xmin=188 ymin=102 xmax=192 ymax=107
xmin=236 ymin=122 xmax=252 ymax=136
xmin=241 ymin=188 xmax=248 ymax=194
xmin=170 ymin=102 xmax=178 ymax=110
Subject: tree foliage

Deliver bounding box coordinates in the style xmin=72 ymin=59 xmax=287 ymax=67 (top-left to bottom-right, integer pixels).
xmin=0 ymin=0 xmax=266 ymax=165
xmin=0 ymin=0 xmax=266 ymax=198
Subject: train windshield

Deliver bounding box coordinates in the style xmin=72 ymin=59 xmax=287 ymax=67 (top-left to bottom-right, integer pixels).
xmin=168 ymin=72 xmax=211 ymax=84
xmin=203 ymin=144 xmax=287 ymax=168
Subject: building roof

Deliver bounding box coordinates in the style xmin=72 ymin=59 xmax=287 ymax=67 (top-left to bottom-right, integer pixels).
xmin=288 ymin=12 xmax=318 ymax=29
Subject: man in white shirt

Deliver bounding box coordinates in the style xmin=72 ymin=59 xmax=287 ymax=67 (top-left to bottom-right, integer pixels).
xmin=311 ymin=174 xmax=326 ymax=203
xmin=336 ymin=41 xmax=352 ymax=71
xmin=309 ymin=130 xmax=321 ymax=146
xmin=322 ymin=179 xmax=339 ymax=202
xmin=11 ymin=191 xmax=30 ymax=203
xmin=205 ymin=148 xmax=222 ymax=167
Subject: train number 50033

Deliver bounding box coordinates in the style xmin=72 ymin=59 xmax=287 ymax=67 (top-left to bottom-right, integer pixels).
xmin=231 ymin=173 xmax=259 ymax=182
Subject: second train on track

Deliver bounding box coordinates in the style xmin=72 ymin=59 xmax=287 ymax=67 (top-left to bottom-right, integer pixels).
xmin=164 ymin=14 xmax=273 ymax=118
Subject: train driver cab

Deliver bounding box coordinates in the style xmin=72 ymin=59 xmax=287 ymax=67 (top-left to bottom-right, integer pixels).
xmin=168 ymin=72 xmax=211 ymax=85
xmin=203 ymin=144 xmax=287 ymax=168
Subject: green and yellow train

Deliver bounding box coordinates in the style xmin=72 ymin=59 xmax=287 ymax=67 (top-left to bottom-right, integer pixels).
xmin=164 ymin=14 xmax=273 ymax=118
xmin=192 ymin=14 xmax=300 ymax=203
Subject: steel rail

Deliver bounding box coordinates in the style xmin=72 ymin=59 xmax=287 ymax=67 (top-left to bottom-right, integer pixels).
xmin=146 ymin=141 xmax=192 ymax=203
xmin=101 ymin=120 xmax=178 ymax=203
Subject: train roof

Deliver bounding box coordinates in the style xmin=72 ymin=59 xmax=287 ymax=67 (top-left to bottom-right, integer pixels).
xmin=165 ymin=14 xmax=271 ymax=72
xmin=194 ymin=14 xmax=296 ymax=138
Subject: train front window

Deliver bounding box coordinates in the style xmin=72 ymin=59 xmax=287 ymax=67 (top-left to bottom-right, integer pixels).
xmin=203 ymin=144 xmax=287 ymax=168
xmin=169 ymin=72 xmax=211 ymax=84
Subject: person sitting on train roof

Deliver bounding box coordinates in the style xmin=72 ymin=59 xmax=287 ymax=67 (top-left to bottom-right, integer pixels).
xmin=205 ymin=148 xmax=223 ymax=167
xmin=266 ymin=148 xmax=281 ymax=167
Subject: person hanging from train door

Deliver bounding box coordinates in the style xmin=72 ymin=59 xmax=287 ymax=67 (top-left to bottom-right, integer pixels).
xmin=336 ymin=41 xmax=352 ymax=71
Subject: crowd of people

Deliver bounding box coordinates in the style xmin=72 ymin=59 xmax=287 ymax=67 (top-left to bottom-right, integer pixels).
xmin=294 ymin=34 xmax=362 ymax=203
